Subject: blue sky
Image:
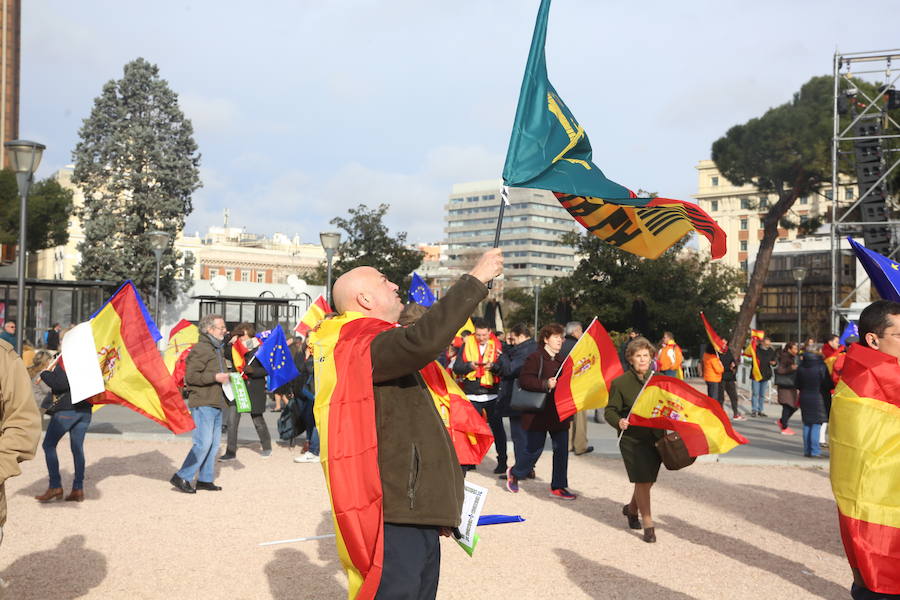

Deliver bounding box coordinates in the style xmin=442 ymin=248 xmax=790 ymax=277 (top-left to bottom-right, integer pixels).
xmin=22 ymin=1 xmax=899 ymax=245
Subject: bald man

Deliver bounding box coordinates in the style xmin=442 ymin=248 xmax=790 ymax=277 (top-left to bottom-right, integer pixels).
xmin=314 ymin=249 xmax=502 ymax=600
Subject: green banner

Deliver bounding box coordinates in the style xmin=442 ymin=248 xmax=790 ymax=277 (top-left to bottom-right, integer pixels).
xmin=230 ymin=373 xmax=252 ymax=413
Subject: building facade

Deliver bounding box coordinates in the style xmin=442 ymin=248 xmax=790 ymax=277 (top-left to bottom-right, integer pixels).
xmin=0 ymin=0 xmax=18 ymax=169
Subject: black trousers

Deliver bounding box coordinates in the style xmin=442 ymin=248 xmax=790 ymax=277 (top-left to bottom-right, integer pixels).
xmin=851 ymin=582 xmax=900 ymax=599
xmin=224 ymin=404 xmax=272 ymax=454
xmin=471 ymin=399 xmax=507 ymax=466
xmin=718 ymin=380 xmax=739 ymax=415
xmin=376 ymin=523 xmax=441 ymax=600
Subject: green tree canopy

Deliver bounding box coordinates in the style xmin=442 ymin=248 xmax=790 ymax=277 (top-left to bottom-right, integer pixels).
xmin=505 ymin=231 xmax=743 ymax=352
xmin=0 ymin=170 xmax=73 ymax=251
xmin=72 ymin=57 xmax=200 ymax=302
xmin=308 ymin=203 xmax=423 ymax=295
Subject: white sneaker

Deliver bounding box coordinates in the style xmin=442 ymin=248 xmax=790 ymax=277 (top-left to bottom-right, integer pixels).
xmin=293 ymin=452 xmax=319 ymax=463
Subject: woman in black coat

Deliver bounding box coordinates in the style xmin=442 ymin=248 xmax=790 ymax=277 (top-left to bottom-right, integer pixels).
xmin=795 ymin=344 xmax=829 ymax=458
xmin=220 ymin=323 xmax=272 ymax=460
xmin=497 ymin=323 xmax=537 ymax=475
xmin=775 ymin=342 xmax=800 ymax=435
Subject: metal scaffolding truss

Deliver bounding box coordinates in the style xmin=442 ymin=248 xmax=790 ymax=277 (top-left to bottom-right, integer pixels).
xmin=830 ymin=48 xmax=900 ymax=331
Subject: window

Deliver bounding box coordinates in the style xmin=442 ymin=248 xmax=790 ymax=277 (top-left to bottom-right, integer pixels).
xmin=256 ymin=271 xmax=265 ymax=283
xmin=740 ymin=240 xmax=748 ymax=251
xmin=740 ymin=198 xmax=750 ymax=209
xmin=740 ymin=260 xmax=748 ymax=272
xmin=759 ymin=196 xmax=768 ymax=210
xmin=711 ymin=176 xmax=719 ymax=186
xmin=825 ymin=189 xmax=833 ymax=200
xmin=711 ymin=200 xmax=718 ymax=212
xmin=844 ymin=188 xmax=854 ymax=200
xmin=240 ymin=271 xmax=249 ymax=282
xmin=740 ymin=218 xmax=748 ymax=230
xmin=225 ymin=269 xmax=235 ymax=281
xmin=800 ymin=196 xmax=808 ymax=205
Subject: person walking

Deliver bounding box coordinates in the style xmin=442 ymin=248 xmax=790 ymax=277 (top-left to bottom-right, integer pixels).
xmin=774 ymin=341 xmax=800 ymax=435
xmin=718 ymin=342 xmax=743 ymax=419
xmin=506 ymin=323 xmax=575 ymax=500
xmin=606 ymin=336 xmax=664 ymax=543
xmin=796 ymin=343 xmax=829 ymax=458
xmin=496 ymin=323 xmax=536 ymax=477
xmin=219 ymin=323 xmax=273 ymax=461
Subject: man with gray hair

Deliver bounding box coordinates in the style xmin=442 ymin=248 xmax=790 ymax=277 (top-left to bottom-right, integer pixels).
xmin=561 ymin=321 xmax=593 ymax=455
xmin=171 ymin=314 xmax=230 ymax=494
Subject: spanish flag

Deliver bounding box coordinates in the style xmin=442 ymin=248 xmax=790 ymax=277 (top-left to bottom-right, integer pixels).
xmin=743 ymin=329 xmax=764 ymax=381
xmin=554 ymin=317 xmax=623 ymax=421
xmin=231 ymin=337 xmax=249 ymax=376
xmin=452 ymin=317 xmax=475 ymax=347
xmin=61 ymin=281 xmax=194 ymax=435
xmin=829 ymin=343 xmax=900 ymax=594
xmin=309 ymin=313 xmax=394 ymax=600
xmin=420 ymin=361 xmax=494 ymax=465
xmin=700 ymin=311 xmax=727 ymax=354
xmin=294 ymin=294 xmax=332 ymax=337
xmin=163 ymin=319 xmax=198 ymax=373
xmin=628 ymin=375 xmax=748 ymax=456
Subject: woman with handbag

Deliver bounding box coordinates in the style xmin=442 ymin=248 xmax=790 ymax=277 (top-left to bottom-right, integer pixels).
xmin=605 ymin=336 xmax=664 ymax=543
xmin=505 ymin=323 xmax=575 ymax=500
xmin=774 ymin=342 xmax=800 ymax=435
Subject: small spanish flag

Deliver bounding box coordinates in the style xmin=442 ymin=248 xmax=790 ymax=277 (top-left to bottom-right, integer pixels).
xmin=700 ymin=311 xmax=727 ymax=354
xmin=231 ymin=337 xmax=249 ymax=377
xmin=554 ymin=317 xmax=623 ymax=421
xmin=295 ymin=295 xmax=332 ymax=337
xmin=743 ymin=329 xmax=764 ymax=381
xmin=829 ymin=343 xmax=900 ymax=594
xmin=452 ymin=317 xmax=475 ymax=347
xmin=628 ymin=375 xmax=748 ymax=456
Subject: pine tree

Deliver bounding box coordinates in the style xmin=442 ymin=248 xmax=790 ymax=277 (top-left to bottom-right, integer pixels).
xmin=72 ymin=57 xmax=200 ymax=302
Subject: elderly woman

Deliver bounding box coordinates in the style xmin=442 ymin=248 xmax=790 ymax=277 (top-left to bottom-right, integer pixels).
xmin=605 ymin=336 xmax=664 ymax=543
xmin=505 ymin=323 xmax=575 ymax=500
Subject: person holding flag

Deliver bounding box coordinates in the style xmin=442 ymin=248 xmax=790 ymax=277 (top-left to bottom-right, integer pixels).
xmin=219 ymin=323 xmax=273 ymax=461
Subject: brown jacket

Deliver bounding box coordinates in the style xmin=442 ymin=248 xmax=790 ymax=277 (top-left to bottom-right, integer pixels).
xmin=370 ymin=274 xmax=487 ymax=527
xmin=0 ymin=339 xmax=42 ymax=526
xmin=185 ymin=334 xmax=227 ymax=410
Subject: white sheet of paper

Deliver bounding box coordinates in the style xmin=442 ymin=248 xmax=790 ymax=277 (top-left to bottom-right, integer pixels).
xmin=457 ymin=481 xmax=488 ymax=550
xmin=61 ymin=322 xmax=104 ymax=403
xmin=221 ymin=378 xmax=234 ymax=401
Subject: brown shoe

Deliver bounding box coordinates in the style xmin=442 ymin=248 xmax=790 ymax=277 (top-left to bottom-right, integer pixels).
xmin=35 ymin=488 xmax=63 ymax=502
xmin=65 ymin=489 xmax=85 ymax=502
xmin=643 ymin=527 xmax=656 ymax=543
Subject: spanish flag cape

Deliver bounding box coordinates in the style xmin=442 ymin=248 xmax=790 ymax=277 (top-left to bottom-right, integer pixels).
xmin=829 ymin=343 xmax=900 ymax=594
xmin=628 ymin=374 xmax=748 ymax=456
xmin=460 ymin=333 xmax=500 ymax=386
xmin=420 ymin=360 xmax=494 ymax=465
xmin=743 ymin=329 xmax=765 ymax=381
xmin=309 ymin=312 xmax=394 ymax=600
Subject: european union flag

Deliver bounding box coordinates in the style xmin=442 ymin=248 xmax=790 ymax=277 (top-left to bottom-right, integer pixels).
xmin=848 ymin=237 xmax=900 ymax=302
xmin=839 ymin=321 xmax=859 ymax=346
xmin=408 ymin=272 xmax=435 ymax=307
xmin=257 ymin=325 xmax=300 ymax=392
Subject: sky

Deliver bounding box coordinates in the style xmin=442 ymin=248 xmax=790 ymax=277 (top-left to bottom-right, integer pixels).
xmin=21 ymin=0 xmax=900 ymax=246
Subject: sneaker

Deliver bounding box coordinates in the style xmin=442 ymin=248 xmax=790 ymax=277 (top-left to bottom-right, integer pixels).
xmin=527 ymin=469 xmax=536 ymax=480
xmin=732 ymin=415 xmax=746 ymax=421
xmin=293 ymin=452 xmax=319 ymax=463
xmin=776 ymin=419 xmax=783 ymax=429
xmin=218 ymin=452 xmax=236 ymax=462
xmin=260 ymin=450 xmax=272 ymax=458
xmin=550 ymin=488 xmax=576 ymax=500
xmin=506 ymin=468 xmax=519 ymax=493
xmin=750 ymin=411 xmax=758 ymax=418
xmin=780 ymin=427 xmax=796 ymax=436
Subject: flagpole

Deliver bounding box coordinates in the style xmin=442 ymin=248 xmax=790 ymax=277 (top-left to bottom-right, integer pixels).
xmin=617 ymin=370 xmax=655 ymax=448
xmin=553 ymin=316 xmax=598 ymax=379
xmin=486 ymin=186 xmax=511 ymax=290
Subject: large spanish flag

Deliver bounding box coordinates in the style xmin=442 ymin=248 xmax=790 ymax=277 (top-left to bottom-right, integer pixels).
xmin=554 ymin=317 xmax=623 ymax=421
xmin=743 ymin=329 xmax=764 ymax=381
xmin=420 ymin=360 xmax=493 ymax=465
xmin=295 ymin=294 xmax=332 ymax=337
xmin=700 ymin=311 xmax=727 ymax=354
xmin=829 ymin=343 xmax=900 ymax=594
xmin=628 ymin=374 xmax=748 ymax=456
xmin=61 ymin=281 xmax=194 ymax=434
xmin=309 ymin=312 xmax=394 ymax=600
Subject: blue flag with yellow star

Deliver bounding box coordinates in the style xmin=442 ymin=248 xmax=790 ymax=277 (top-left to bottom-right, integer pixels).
xmin=257 ymin=325 xmax=300 ymax=392
xmin=848 ymin=237 xmax=900 ymax=303
xmin=409 ymin=272 xmax=436 ymax=307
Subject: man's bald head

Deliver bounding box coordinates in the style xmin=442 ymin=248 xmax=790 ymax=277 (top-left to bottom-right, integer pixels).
xmin=333 ymin=266 xmax=403 ymax=323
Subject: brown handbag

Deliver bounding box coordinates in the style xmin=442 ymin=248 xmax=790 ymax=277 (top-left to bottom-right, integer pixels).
xmin=655 ymin=431 xmax=696 ymax=470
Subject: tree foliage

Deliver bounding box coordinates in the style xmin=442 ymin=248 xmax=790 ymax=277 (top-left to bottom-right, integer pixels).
xmin=72 ymin=57 xmax=200 ymax=302
xmin=0 ymin=170 xmax=73 ymax=251
xmin=307 ymin=203 xmax=423 ymax=294
xmin=504 ymin=231 xmax=743 ymax=352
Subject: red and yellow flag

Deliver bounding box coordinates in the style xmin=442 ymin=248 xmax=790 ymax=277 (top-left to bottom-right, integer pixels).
xmin=554 ymin=317 xmax=623 ymax=421
xmin=310 ymin=313 xmax=394 ymax=600
xmin=420 ymin=361 xmax=493 ymax=465
xmin=700 ymin=311 xmax=727 ymax=354
xmin=163 ymin=319 xmax=198 ymax=373
xmin=829 ymin=343 xmax=900 ymax=594
xmin=231 ymin=337 xmax=249 ymax=377
xmin=628 ymin=375 xmax=748 ymax=456
xmin=452 ymin=317 xmax=475 ymax=347
xmin=743 ymin=329 xmax=764 ymax=381
xmin=295 ymin=294 xmax=332 ymax=337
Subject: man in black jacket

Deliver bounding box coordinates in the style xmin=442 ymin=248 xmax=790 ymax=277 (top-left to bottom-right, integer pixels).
xmin=497 ymin=323 xmax=536 ymax=477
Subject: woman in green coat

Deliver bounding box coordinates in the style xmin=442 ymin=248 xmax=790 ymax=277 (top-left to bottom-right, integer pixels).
xmin=605 ymin=336 xmax=663 ymax=543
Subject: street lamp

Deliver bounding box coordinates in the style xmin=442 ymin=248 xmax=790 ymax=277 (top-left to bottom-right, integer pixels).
xmin=147 ymin=230 xmax=170 ymax=325
xmin=319 ymin=231 xmax=341 ymax=307
xmin=4 ymin=140 xmax=45 ymax=354
xmin=792 ymin=266 xmax=808 ymax=343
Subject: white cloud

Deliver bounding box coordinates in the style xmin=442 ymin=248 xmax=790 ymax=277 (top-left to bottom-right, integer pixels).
xmin=179 ymin=94 xmax=240 ymax=137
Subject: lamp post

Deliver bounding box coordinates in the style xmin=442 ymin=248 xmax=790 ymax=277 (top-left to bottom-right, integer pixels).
xmin=4 ymin=140 xmax=45 ymax=354
xmin=792 ymin=266 xmax=808 ymax=343
xmin=319 ymin=232 xmax=341 ymax=307
xmin=147 ymin=230 xmax=170 ymax=325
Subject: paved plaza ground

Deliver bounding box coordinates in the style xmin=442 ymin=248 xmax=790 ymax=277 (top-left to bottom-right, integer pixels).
xmin=4 ymin=413 xmax=850 ymax=599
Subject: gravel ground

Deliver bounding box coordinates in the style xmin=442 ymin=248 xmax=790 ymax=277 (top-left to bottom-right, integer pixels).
xmin=3 ymin=436 xmax=849 ymax=599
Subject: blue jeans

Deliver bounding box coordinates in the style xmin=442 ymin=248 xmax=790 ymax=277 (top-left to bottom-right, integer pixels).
xmin=660 ymin=369 xmax=677 ymax=378
xmin=176 ymin=406 xmax=222 ymax=483
xmin=751 ymin=379 xmax=769 ymax=413
xmin=511 ymin=428 xmax=569 ymax=490
xmin=508 ymin=415 xmax=528 ymax=467
xmin=803 ymin=423 xmax=822 ymax=457
xmin=43 ymin=410 xmax=92 ymax=490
